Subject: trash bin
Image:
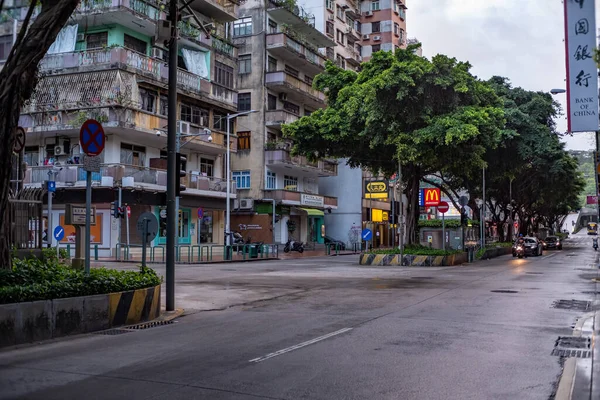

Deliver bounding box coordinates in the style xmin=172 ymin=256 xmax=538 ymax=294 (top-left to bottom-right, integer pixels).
xmin=467 ymin=247 xmax=474 ymax=263
xmin=224 ymin=245 xmax=233 ymax=260
xmin=249 ymin=245 xmax=259 ymax=259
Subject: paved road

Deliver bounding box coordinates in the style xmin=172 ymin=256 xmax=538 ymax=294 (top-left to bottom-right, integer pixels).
xmin=1 ymin=233 xmax=599 ymax=400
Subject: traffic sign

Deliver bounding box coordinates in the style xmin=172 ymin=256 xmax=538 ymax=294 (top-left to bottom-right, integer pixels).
xmin=198 ymin=208 xmax=203 ymax=219
xmin=361 ymin=228 xmax=373 ymax=241
xmin=79 ymin=119 xmax=105 ymax=156
xmin=53 ymin=226 xmax=65 ymax=241
xmin=136 ymin=212 xmax=159 ymax=243
xmin=126 ymin=206 xmax=131 ymax=218
xmin=13 ymin=127 xmax=25 ymax=153
xmin=47 ymin=181 xmax=56 ymax=193
xmin=438 ymin=201 xmax=449 ymax=214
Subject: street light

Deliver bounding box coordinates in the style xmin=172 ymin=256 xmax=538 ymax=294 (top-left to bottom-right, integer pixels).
xmin=550 ymin=88 xmax=566 ymax=95
xmin=225 ymin=110 xmax=257 ymax=259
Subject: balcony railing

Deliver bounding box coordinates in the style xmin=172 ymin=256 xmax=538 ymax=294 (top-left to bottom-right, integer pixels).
xmin=265 ymin=71 xmax=326 ymax=102
xmin=266 ymin=33 xmax=326 ymax=70
xmin=76 ymin=0 xmax=164 ymax=19
xmin=265 ymin=109 xmax=299 ymax=127
xmin=265 ymin=148 xmax=337 ymax=176
xmin=212 ymin=36 xmax=237 ymax=58
xmin=263 ymin=189 xmax=337 ymax=208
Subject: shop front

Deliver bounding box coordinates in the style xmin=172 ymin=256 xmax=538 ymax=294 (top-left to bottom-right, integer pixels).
xmin=363 ymin=207 xmax=390 ymax=248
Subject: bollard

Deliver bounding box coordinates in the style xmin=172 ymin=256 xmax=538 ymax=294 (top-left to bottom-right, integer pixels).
xmin=66 ymin=244 xmax=71 ymax=257
xmin=94 ymin=244 xmax=98 ymax=260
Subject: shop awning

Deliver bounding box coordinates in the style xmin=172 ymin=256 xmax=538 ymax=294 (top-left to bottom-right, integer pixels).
xmin=300 ymin=208 xmax=324 ymax=216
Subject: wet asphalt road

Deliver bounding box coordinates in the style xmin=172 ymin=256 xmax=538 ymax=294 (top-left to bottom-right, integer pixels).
xmin=1 ymin=232 xmax=599 ymax=400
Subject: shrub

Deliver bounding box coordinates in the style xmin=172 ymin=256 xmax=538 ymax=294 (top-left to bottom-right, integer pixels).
xmin=367 ymin=245 xmax=462 ymax=256
xmin=0 ymin=258 xmax=161 ymax=304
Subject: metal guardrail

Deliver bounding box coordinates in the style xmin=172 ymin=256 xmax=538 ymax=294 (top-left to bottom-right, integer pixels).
xmin=113 ymin=244 xmax=279 ymax=263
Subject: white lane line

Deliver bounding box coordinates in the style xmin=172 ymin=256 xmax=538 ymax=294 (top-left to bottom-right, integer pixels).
xmin=249 ymin=328 xmax=353 ymax=363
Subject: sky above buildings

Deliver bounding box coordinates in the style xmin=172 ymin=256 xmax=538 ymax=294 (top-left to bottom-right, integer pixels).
xmin=408 ymin=0 xmax=599 ymax=151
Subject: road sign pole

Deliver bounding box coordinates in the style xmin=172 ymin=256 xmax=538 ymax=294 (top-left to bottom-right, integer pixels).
xmin=47 ymin=178 xmax=52 ymax=249
xmin=141 ymin=219 xmax=148 ymax=268
xmin=442 ymin=213 xmax=445 ymax=250
xmin=85 ymin=171 xmax=92 ymax=275
xmin=126 ymin=206 xmax=130 ymax=249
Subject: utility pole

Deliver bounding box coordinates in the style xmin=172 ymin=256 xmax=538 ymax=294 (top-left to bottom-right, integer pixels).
xmin=398 ymin=162 xmax=404 ymax=263
xmin=166 ymin=0 xmax=178 ymax=312
xmin=481 ymin=167 xmax=485 ymax=249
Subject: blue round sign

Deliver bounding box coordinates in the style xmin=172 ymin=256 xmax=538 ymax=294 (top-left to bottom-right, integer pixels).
xmin=53 ymin=226 xmax=65 ymax=241
xmin=361 ymin=228 xmax=373 ymax=241
xmin=198 ymin=208 xmax=203 ymax=219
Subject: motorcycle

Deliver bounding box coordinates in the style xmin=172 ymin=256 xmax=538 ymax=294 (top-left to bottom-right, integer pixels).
xmin=593 ymin=238 xmax=598 ymax=251
xmin=515 ymin=244 xmax=525 ymax=258
xmin=284 ymin=239 xmax=304 ymax=253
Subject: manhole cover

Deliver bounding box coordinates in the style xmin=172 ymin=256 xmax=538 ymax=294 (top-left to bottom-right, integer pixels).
xmin=93 ymin=328 xmax=132 ymax=336
xmin=526 ymin=272 xmax=544 ymax=275
xmin=551 ymin=336 xmax=591 ymax=358
xmin=552 ymin=299 xmax=591 ymax=311
xmin=491 ymin=290 xmax=519 ymax=294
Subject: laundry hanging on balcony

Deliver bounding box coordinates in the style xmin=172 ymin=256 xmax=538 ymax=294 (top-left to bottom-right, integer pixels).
xmin=47 ymin=24 xmax=78 ymax=54
xmin=181 ymin=48 xmax=209 ymax=79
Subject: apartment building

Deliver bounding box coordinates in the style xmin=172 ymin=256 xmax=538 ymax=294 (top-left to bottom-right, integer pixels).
xmin=229 ymin=0 xmax=339 ymax=246
xmin=2 ymin=0 xmax=240 ymax=256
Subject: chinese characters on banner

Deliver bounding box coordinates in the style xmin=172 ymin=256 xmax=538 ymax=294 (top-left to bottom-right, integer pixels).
xmin=564 ymin=0 xmax=598 ymax=132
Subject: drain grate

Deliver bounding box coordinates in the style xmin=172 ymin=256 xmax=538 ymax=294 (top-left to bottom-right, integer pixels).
xmin=127 ymin=320 xmax=174 ymax=330
xmin=93 ymin=328 xmax=132 ymax=336
xmin=551 ymin=336 xmax=591 ymax=358
xmin=552 ymin=299 xmax=591 ymax=311
xmin=491 ymin=290 xmax=519 ymax=294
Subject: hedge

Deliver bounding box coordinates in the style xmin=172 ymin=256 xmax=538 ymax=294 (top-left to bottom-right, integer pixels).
xmin=367 ymin=244 xmax=462 ymax=256
xmin=0 ymin=253 xmax=161 ymax=304
xmin=418 ymin=219 xmax=479 ymax=229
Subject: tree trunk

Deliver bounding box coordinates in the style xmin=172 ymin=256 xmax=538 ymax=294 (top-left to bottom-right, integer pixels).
xmin=0 ymin=0 xmax=80 ymax=268
xmin=404 ymin=172 xmax=421 ymax=245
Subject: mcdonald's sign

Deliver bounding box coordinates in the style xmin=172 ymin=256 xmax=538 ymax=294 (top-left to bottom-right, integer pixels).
xmin=423 ymin=188 xmax=441 ymax=206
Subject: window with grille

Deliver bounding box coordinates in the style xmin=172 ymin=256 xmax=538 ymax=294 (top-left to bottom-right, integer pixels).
xmin=266 ymin=171 xmax=276 ymax=189
xmin=283 ymin=175 xmax=298 ymax=191
xmin=0 ymin=35 xmax=12 ymax=61
xmin=372 ymin=22 xmax=380 ymax=33
xmin=200 ymin=158 xmax=214 ymax=176
xmin=213 ymin=112 xmax=226 ymax=130
xmin=215 ymin=62 xmax=234 ymax=88
xmin=23 ymin=146 xmax=39 ymax=166
xmin=159 ymin=95 xmax=168 ymax=116
xmin=336 ymin=5 xmax=344 ymax=20
xmin=304 ymin=75 xmax=313 ymax=86
xmin=372 ymin=44 xmax=381 ymax=52
xmin=124 ymin=34 xmax=147 ymax=54
xmin=326 ymin=0 xmax=334 ymax=11
xmin=326 ymin=47 xmax=334 ymax=60
xmin=371 ymin=0 xmax=380 ymax=11
xmin=233 ymin=17 xmax=252 ymax=36
xmin=326 ymin=21 xmax=334 ymax=37
xmin=239 ymin=54 xmax=251 ymax=74
xmin=140 ymin=88 xmax=157 ymax=113
xmin=237 ymin=131 xmax=251 ymax=150
xmin=233 ymin=170 xmax=251 ymax=189
xmin=267 ymin=56 xmax=278 ymax=72
xmin=284 ymin=65 xmax=299 ymax=78
xmin=120 ymin=143 xmax=146 ymax=166
xmin=238 ymin=93 xmax=251 ymax=111
xmin=283 ymin=101 xmax=300 ymax=115
xmin=86 ymin=32 xmax=108 ymax=50
xmin=268 ymin=19 xmax=277 ymax=34
xmin=267 ymin=94 xmax=277 ymax=110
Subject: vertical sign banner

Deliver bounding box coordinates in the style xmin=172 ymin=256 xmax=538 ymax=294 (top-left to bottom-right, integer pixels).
xmin=564 ymin=0 xmax=598 ymax=133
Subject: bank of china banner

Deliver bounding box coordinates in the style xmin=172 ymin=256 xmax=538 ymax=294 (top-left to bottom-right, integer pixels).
xmin=564 ymin=0 xmax=598 ymax=132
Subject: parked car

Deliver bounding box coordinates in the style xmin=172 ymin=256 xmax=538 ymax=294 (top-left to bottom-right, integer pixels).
xmin=512 ymin=237 xmax=543 ymax=257
xmin=324 ymin=236 xmax=346 ymax=250
xmin=543 ymin=236 xmax=562 ymax=250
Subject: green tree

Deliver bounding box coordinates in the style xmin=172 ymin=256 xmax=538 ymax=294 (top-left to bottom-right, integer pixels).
xmin=0 ymin=0 xmax=81 ymax=268
xmin=282 ymin=46 xmax=506 ymax=243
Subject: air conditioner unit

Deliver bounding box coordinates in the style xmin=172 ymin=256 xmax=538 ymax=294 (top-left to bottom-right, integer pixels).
xmin=279 ymin=93 xmax=288 ymax=101
xmin=151 ymin=47 xmax=163 ymax=59
xmin=373 ymin=35 xmax=381 ymax=41
xmin=54 ymin=146 xmax=64 ymax=156
xmin=76 ymin=33 xmax=85 ymax=42
xmin=362 ymin=34 xmax=370 ymax=40
xmin=327 ymin=14 xmax=334 ymax=21
xmin=365 ymin=11 xmax=373 ymax=16
xmin=179 ymin=121 xmax=190 ymax=134
xmin=157 ymin=19 xmax=171 ymax=41
xmin=239 ymin=198 xmax=254 ymax=210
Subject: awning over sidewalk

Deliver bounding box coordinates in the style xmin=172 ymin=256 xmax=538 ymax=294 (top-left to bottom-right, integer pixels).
xmin=300 ymin=208 xmax=324 ymax=217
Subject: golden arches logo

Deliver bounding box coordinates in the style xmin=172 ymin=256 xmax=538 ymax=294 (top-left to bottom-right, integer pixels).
xmin=423 ymin=188 xmax=440 ymax=205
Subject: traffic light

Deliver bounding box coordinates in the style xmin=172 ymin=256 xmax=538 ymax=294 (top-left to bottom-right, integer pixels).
xmin=175 ymin=152 xmax=187 ymax=197
xmin=111 ymin=202 xmax=121 ymax=219
xmin=460 ymin=208 xmax=468 ymax=226
xmin=388 ymin=214 xmax=398 ymax=224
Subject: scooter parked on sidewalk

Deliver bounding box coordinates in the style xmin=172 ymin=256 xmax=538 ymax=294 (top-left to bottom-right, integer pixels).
xmin=283 ymin=239 xmax=304 ymax=253
xmin=593 ymin=238 xmax=598 ymax=251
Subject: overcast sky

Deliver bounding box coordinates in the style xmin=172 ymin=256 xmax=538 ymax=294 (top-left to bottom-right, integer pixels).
xmin=407 ymin=0 xmax=599 ymax=151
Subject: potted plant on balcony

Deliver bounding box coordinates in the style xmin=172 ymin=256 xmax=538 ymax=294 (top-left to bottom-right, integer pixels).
xmin=265 ymin=140 xmax=279 ymax=150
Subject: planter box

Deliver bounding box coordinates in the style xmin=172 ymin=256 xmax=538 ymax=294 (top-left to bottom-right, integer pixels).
xmin=359 ymin=253 xmax=467 ymax=267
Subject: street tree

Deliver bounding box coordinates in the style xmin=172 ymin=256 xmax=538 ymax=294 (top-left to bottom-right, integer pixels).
xmin=0 ymin=0 xmax=81 ymax=268
xmin=282 ymin=46 xmax=506 ymax=243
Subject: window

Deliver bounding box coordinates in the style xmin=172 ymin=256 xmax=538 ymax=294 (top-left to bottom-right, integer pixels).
xmin=267 ymin=56 xmax=277 ymax=72
xmin=200 ymin=158 xmax=214 ymax=176
xmin=233 ymin=17 xmax=252 ymax=36
xmin=199 ymin=210 xmax=213 ymax=243
xmin=215 ymin=62 xmax=234 ymax=88
xmin=326 ymin=47 xmax=334 ymax=60
xmin=304 ymin=75 xmax=313 ymax=86
xmin=283 ymin=101 xmax=299 ymax=115
xmin=372 ymin=44 xmax=381 ymax=52
xmin=267 ymin=94 xmax=277 ymax=110
xmin=393 ymin=23 xmax=399 ymax=35
xmin=86 ymin=32 xmax=108 ymax=50
xmin=399 ymin=28 xmax=405 ymax=41
xmin=266 ymin=171 xmax=276 ymax=189
xmin=180 ymin=103 xmax=209 ymax=125
xmin=124 ymin=34 xmax=147 ymax=54
xmin=268 ymin=19 xmax=277 ymax=34
xmin=355 ymin=21 xmax=362 ymax=33
xmin=304 ymin=107 xmax=314 ymax=116
xmin=120 ymin=143 xmax=146 ymax=166
xmin=372 ymin=21 xmax=380 ymax=33
xmin=356 ymin=44 xmax=362 ymax=56
xmin=239 ymin=54 xmax=251 ymax=74
xmin=370 ymin=0 xmax=380 ymax=11
xmin=283 ymin=175 xmax=298 ymax=191
xmin=326 ymin=21 xmax=334 ymax=37
xmin=237 ymin=131 xmax=251 ymax=150
xmin=139 ymin=88 xmax=157 ymax=113
xmin=233 ymin=171 xmax=251 ymax=189
xmin=213 ymin=112 xmax=226 ymax=130
xmin=335 ymin=54 xmax=345 ymax=68
xmin=336 ymin=5 xmax=344 ymax=20
xmin=326 ymin=0 xmax=334 ymax=11
xmin=159 ymin=95 xmax=168 ymax=116
xmin=284 ymin=65 xmax=299 ymax=78
xmin=336 ymin=29 xmax=344 ymax=45
xmin=0 ymin=35 xmax=11 ymax=61
xmin=23 ymin=146 xmax=39 ymax=166
xmin=238 ymin=93 xmax=251 ymax=112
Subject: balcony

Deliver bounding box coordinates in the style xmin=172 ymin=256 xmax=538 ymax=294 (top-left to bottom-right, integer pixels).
xmin=185 ymin=0 xmax=238 ymax=22
xmin=265 ymin=109 xmax=299 ymax=129
xmin=263 ymin=189 xmax=338 ymax=208
xmin=345 ymin=27 xmax=361 ymax=43
xmin=265 ymin=71 xmax=326 ymax=108
xmin=211 ymin=36 xmax=237 ymax=58
xmin=23 ymin=164 xmax=237 ymax=197
xmin=265 ymin=147 xmax=337 ymax=177
xmin=266 ymin=33 xmax=327 ymax=75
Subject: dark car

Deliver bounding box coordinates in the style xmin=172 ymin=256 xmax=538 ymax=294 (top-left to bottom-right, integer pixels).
xmin=324 ymin=236 xmax=345 ymax=250
xmin=512 ymin=237 xmax=543 ymax=257
xmin=543 ymin=236 xmax=562 ymax=250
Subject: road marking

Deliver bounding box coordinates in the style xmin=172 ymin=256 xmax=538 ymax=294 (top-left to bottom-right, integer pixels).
xmin=249 ymin=328 xmax=353 ymax=363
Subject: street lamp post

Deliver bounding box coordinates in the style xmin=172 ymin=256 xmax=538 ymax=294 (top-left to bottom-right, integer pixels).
xmin=225 ymin=110 xmax=257 ymax=260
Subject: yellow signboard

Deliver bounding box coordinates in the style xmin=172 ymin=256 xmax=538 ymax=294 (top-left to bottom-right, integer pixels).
xmin=365 ymin=180 xmax=388 ymax=199
xmin=371 ymin=209 xmax=383 ymax=222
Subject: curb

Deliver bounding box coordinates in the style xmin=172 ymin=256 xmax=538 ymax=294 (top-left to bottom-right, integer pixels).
xmin=156 ymin=308 xmax=185 ymax=322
